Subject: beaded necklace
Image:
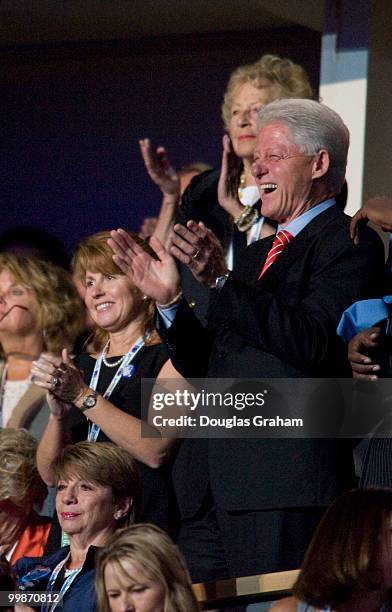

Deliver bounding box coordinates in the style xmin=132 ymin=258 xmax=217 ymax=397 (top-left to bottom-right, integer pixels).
xmin=101 ymin=341 xmax=125 ymax=368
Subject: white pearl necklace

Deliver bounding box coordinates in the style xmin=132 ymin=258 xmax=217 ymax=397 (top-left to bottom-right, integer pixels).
xmin=101 ymin=341 xmax=126 ymax=368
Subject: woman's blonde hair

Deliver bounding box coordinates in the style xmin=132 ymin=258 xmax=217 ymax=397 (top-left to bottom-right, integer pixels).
xmin=221 ymin=54 xmax=314 ymax=196
xmin=72 ymin=231 xmax=160 ymax=351
xmin=0 ymin=428 xmax=47 ymax=509
xmin=0 ymin=253 xmax=84 ymax=355
xmin=222 ymin=53 xmax=314 ymax=130
xmin=52 ymin=441 xmax=143 ymax=527
xmin=95 ymin=524 xmax=200 ymax=612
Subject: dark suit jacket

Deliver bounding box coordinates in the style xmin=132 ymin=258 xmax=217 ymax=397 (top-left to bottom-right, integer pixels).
xmin=160 ymin=205 xmax=386 ymax=518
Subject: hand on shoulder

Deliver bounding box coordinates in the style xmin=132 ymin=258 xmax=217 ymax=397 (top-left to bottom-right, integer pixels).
xmin=350 ymin=196 xmax=392 ymax=244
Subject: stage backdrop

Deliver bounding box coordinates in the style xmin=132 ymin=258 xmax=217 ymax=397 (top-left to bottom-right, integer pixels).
xmin=0 ymin=27 xmax=320 ymax=253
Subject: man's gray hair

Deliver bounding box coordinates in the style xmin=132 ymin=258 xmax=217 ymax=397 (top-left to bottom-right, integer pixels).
xmin=257 ymin=99 xmax=349 ymax=191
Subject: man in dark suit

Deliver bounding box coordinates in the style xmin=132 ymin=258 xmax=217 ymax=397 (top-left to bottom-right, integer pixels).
xmin=109 ymin=99 xmax=385 ymax=582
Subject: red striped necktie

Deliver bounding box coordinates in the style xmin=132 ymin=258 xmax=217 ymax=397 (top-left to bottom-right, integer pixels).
xmin=258 ymin=229 xmax=294 ymax=279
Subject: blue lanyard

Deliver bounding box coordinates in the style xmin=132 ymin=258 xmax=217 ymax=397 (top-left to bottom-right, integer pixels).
xmin=42 ymin=552 xmax=82 ymax=612
xmin=60 ymin=339 xmax=146 ymax=548
xmin=87 ymin=337 xmax=145 ymax=442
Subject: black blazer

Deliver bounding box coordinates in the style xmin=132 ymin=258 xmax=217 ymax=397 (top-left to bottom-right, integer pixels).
xmin=160 ymin=205 xmax=386 ymax=517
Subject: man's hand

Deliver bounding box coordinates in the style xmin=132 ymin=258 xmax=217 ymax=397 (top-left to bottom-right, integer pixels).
xmin=350 ymin=196 xmax=392 ymax=244
xmin=169 ymin=220 xmax=228 ymax=287
xmin=348 ymin=326 xmax=382 ymax=379
xmin=139 ymin=138 xmax=180 ymax=199
xmin=108 ymin=230 xmax=181 ymax=304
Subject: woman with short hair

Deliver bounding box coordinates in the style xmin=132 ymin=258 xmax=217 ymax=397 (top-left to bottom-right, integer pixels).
xmin=14 ymin=441 xmax=142 ymax=612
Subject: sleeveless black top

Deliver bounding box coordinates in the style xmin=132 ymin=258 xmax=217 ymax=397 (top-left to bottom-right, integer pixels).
xmin=71 ymin=344 xmax=174 ymax=531
xmin=45 ymin=344 xmax=178 ymax=555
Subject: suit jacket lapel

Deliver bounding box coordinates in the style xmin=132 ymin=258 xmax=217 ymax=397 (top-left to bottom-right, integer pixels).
xmin=244 ymin=235 xmax=274 ymax=283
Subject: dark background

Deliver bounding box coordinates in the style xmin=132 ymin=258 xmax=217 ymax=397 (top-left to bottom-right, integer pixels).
xmin=0 ymin=27 xmax=320 ymax=253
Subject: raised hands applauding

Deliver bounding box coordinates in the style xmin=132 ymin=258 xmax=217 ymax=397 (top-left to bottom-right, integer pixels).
xmin=108 ymin=219 xmax=228 ymax=306
xmin=108 ymin=230 xmax=181 ymax=305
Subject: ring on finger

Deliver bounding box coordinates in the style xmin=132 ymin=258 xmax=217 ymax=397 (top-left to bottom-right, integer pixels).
xmin=51 ymin=375 xmax=60 ymax=389
xmin=192 ymin=248 xmax=200 ymax=260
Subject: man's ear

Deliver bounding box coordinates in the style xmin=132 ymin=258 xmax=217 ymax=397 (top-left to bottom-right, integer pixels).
xmin=311 ymin=149 xmax=330 ymax=179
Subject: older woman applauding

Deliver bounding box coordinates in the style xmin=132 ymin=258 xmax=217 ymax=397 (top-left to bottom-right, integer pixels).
xmin=141 ymin=54 xmax=314 ymax=321
xmin=0 ymin=253 xmax=83 ymax=437
xmin=34 ymin=232 xmax=180 ymax=534
xmin=14 ymin=441 xmax=141 ymax=612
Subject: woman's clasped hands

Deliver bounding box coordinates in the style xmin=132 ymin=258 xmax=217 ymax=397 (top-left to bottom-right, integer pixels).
xmin=30 ymin=349 xmax=87 ymax=415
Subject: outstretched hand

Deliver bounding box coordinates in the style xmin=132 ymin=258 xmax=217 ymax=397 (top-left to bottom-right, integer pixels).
xmin=139 ymin=138 xmax=180 ymax=199
xmin=350 ymin=196 xmax=392 ymax=244
xmin=169 ymin=220 xmax=228 ymax=287
xmin=108 ymin=230 xmax=181 ymax=304
xmin=348 ymin=326 xmax=382 ymax=380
